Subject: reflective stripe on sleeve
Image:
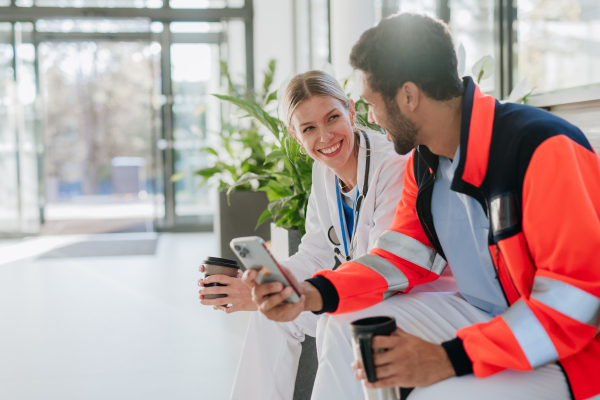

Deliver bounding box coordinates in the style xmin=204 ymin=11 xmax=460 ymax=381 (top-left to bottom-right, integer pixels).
xmin=531 ymin=276 xmax=600 ymax=328
xmin=501 ymin=299 xmax=559 ymax=368
xmin=353 ymin=254 xmax=409 ymax=299
xmin=373 ymin=230 xmax=447 ymax=274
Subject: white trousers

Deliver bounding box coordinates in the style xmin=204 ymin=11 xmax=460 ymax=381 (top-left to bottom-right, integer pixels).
xmin=311 ymin=292 xmax=571 ymax=400
xmin=230 ymin=310 xmax=323 ymax=400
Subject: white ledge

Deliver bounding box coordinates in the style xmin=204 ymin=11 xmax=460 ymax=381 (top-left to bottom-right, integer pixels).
xmin=526 ymin=85 xmax=600 ymax=108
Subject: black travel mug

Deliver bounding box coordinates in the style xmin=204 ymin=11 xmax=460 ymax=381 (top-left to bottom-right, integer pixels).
xmin=350 ymin=316 xmax=397 ymax=383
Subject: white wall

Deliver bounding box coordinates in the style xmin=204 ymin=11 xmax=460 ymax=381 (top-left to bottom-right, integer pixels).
xmin=253 ymin=0 xmax=296 ymax=93
xmin=253 ymin=0 xmax=376 ymax=88
xmin=330 ymin=0 xmax=375 ymax=79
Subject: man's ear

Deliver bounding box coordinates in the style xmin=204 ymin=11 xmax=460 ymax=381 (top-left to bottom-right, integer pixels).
xmin=396 ymin=82 xmax=420 ymax=113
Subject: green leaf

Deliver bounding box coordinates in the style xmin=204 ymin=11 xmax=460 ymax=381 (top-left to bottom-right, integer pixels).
xmin=255 ymin=208 xmax=272 ymax=229
xmin=226 ymin=172 xmax=269 ymax=196
xmin=264 ymin=150 xmax=286 ymax=163
xmin=265 ymin=90 xmax=278 ymax=106
xmin=170 ymin=171 xmax=185 ymax=182
xmin=195 ymin=166 xmax=222 ymax=178
xmin=213 ymin=94 xmax=282 ymax=139
xmin=200 ymin=147 xmax=218 ymax=156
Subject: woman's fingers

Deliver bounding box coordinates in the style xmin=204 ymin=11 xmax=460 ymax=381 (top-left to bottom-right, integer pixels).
xmin=199 ymin=285 xmax=229 ymax=295
xmin=225 ymin=304 xmax=243 ymax=314
xmin=203 ymin=274 xmax=236 ymax=285
xmin=199 ymin=265 xmax=205 ymax=273
xmin=200 ymin=297 xmax=229 ymax=306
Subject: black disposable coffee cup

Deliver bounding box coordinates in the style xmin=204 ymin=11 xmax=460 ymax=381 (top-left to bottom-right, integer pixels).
xmin=350 ymin=316 xmax=397 ymax=383
xmin=202 ymin=257 xmax=240 ymax=300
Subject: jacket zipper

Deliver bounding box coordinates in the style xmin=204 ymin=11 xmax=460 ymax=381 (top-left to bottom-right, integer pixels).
xmin=479 ymin=189 xmax=519 ymax=306
xmin=492 ymin=243 xmax=520 ymax=305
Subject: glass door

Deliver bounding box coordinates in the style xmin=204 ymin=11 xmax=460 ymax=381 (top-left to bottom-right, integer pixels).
xmin=34 ymin=19 xmax=160 ymax=235
xmin=0 ymin=21 xmax=41 ymax=235
xmin=165 ymin=22 xmax=224 ymax=228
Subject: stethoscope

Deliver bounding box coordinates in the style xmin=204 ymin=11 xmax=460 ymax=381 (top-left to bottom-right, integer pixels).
xmin=328 ymin=131 xmax=371 ymax=262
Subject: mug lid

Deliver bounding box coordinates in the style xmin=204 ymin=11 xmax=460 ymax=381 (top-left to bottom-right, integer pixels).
xmin=203 ymin=256 xmax=240 ymax=269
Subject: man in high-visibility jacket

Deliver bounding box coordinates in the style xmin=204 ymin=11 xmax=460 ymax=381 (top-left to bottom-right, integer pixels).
xmin=243 ymin=12 xmax=600 ymax=400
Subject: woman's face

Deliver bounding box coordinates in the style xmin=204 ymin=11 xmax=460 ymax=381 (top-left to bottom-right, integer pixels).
xmin=289 ymin=96 xmax=357 ymax=170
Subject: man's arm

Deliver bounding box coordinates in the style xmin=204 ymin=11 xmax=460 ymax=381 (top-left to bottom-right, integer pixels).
xmin=306 ymin=153 xmax=447 ymax=314
xmin=456 ymin=135 xmax=600 ymax=378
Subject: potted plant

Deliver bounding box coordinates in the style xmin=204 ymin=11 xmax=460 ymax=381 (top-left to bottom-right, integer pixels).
xmin=192 ymin=61 xmax=279 ymax=260
xmin=218 ymin=89 xmax=312 ymax=259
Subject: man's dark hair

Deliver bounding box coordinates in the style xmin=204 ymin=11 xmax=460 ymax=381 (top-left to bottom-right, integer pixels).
xmin=350 ymin=13 xmax=464 ymax=102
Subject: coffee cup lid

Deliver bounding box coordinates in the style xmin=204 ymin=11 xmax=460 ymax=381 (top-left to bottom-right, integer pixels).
xmin=203 ymin=256 xmax=240 ymax=269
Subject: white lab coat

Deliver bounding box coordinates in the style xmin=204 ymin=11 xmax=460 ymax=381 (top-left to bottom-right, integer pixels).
xmin=280 ymin=131 xmax=408 ymax=281
xmin=230 ymin=131 xmax=409 ymax=400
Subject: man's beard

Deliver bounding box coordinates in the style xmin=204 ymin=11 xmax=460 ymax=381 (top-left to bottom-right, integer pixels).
xmin=384 ymin=98 xmax=419 ymax=155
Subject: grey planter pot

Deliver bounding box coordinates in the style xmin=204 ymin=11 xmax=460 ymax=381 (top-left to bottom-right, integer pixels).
xmin=216 ymin=191 xmax=271 ymax=262
xmin=270 ymin=222 xmax=302 ymax=260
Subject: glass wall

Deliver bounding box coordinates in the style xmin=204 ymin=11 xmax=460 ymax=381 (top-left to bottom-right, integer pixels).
xmin=0 ymin=24 xmax=19 ymax=232
xmin=516 ymin=0 xmax=600 ymax=93
xmin=0 ymin=2 xmax=252 ymax=234
xmin=38 ymin=40 xmax=158 ymax=222
xmin=14 ymin=22 xmax=41 ymax=233
xmin=295 ymin=0 xmax=330 ymax=72
xmin=170 ymin=41 xmax=220 ymax=224
xmin=15 ymin=0 xmax=163 ymax=7
xmin=449 ymin=0 xmax=495 ymax=93
xmin=170 ymin=0 xmax=244 ymax=8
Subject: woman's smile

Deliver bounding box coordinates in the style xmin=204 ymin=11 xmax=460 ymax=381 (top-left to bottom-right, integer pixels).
xmin=318 ymin=140 xmax=343 ymax=157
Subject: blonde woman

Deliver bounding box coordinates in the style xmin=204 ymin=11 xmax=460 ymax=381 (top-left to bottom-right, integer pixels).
xmin=199 ymin=71 xmax=408 ymax=400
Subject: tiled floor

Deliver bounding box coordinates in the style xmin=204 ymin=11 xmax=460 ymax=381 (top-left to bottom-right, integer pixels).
xmin=0 ymin=233 xmax=250 ymax=400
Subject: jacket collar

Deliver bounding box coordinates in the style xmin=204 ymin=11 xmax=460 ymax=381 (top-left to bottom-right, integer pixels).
xmin=451 ymin=76 xmax=497 ymax=192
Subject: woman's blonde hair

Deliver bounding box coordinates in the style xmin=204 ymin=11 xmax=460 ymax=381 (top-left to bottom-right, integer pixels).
xmin=282 ymin=70 xmax=351 ymax=130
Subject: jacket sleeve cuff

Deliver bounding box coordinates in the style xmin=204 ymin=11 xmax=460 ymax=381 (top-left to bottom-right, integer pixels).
xmin=441 ymin=337 xmax=473 ymax=376
xmin=305 ymin=275 xmax=339 ymax=314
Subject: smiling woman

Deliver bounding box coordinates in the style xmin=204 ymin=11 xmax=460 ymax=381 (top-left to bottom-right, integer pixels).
xmin=283 ymin=71 xmax=359 ymax=194
xmin=198 ymin=70 xmax=410 ymax=400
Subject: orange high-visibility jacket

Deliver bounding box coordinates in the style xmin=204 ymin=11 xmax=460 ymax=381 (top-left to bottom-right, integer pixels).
xmin=309 ymin=77 xmax=600 ymax=400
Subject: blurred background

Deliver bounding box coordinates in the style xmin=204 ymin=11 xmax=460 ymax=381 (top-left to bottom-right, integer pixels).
xmin=0 ymin=1 xmax=598 ymax=399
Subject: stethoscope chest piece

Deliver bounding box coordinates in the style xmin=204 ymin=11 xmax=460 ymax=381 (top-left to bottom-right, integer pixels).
xmin=328 ymin=226 xmax=340 ymax=246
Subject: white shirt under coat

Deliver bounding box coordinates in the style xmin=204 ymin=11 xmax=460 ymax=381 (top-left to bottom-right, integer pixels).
xmin=280 ymin=131 xmax=409 ymax=281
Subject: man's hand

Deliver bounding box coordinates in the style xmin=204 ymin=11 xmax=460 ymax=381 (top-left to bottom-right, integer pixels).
xmin=241 ymin=265 xmax=323 ymax=322
xmin=352 ymin=327 xmax=455 ymax=388
xmin=198 ymin=264 xmax=257 ymax=313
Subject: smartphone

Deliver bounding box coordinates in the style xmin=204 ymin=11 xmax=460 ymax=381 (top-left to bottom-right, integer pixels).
xmin=230 ymin=236 xmax=301 ymax=303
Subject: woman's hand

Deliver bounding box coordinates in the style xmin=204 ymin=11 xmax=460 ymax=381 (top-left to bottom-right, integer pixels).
xmin=198 ymin=265 xmax=257 ymax=313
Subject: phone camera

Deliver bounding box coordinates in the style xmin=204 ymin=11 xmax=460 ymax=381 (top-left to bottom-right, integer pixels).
xmin=236 ymin=246 xmax=250 ymax=258
xmin=234 ymin=245 xmax=241 ymax=251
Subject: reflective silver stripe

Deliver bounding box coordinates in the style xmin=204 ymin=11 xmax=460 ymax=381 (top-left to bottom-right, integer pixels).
xmin=374 ymin=230 xmax=446 ymax=273
xmin=353 ymin=254 xmax=409 ymax=297
xmin=502 ymin=299 xmax=559 ymax=368
xmin=531 ymin=276 xmax=600 ymax=328
xmin=431 ymin=253 xmax=447 ymax=276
